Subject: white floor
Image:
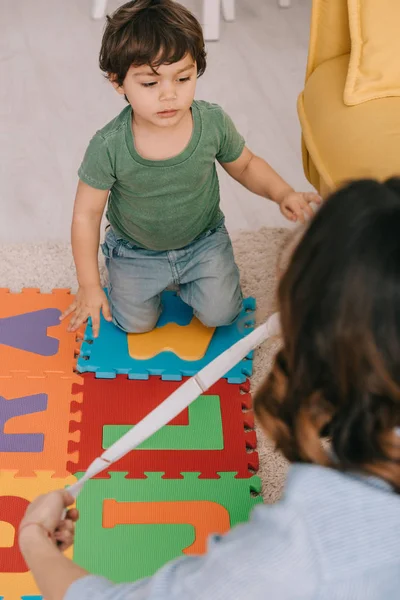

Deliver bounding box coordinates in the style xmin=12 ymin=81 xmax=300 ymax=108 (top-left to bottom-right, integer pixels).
xmin=0 ymin=0 xmax=313 ymax=244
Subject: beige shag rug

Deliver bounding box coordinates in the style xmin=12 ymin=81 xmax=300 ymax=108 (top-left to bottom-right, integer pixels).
xmin=0 ymin=228 xmax=292 ymax=503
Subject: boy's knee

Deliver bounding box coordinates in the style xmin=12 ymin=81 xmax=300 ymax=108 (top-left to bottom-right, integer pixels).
xmin=111 ymin=309 xmax=159 ymax=334
xmin=196 ymin=301 xmax=242 ymax=328
xmin=113 ymin=316 xmax=158 ymax=334
xmin=108 ymin=293 xmax=161 ymax=334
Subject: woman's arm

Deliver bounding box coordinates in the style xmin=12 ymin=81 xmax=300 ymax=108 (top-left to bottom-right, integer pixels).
xmin=18 ymin=491 xmax=89 ymax=600
xmin=19 ymin=524 xmax=89 ymax=600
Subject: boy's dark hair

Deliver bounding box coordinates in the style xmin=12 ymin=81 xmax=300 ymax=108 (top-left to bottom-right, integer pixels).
xmin=99 ymin=0 xmax=207 ymax=87
xmin=254 ymin=178 xmax=400 ymax=491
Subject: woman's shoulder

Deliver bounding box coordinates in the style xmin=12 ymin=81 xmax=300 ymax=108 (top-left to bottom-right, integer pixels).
xmin=281 ymin=464 xmax=400 ymax=570
xmin=285 ymin=463 xmax=395 ymax=501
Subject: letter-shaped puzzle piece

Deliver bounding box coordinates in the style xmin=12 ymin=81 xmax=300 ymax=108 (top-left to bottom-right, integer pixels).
xmin=0 ymin=471 xmax=76 ymax=600
xmin=0 ymin=496 xmax=30 ymax=573
xmin=103 ymin=500 xmax=230 ymax=555
xmin=0 ymin=310 xmax=60 ymax=356
xmin=0 ymin=394 xmax=47 ymax=452
xmin=0 ymin=288 xmax=81 ymax=376
xmin=102 ymin=394 xmax=223 ymax=450
xmin=126 ymin=291 xmax=213 ymax=360
xmin=128 ymin=318 xmax=215 ymax=361
xmin=1 ymin=375 xmax=80 ymax=477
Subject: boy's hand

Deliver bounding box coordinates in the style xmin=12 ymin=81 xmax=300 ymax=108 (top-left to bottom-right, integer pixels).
xmin=60 ymin=285 xmax=112 ymax=338
xmin=19 ymin=489 xmax=78 ymax=553
xmin=279 ymin=191 xmax=321 ymax=223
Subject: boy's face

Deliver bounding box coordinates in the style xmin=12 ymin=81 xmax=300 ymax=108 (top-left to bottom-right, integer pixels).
xmin=112 ymin=54 xmax=197 ymax=127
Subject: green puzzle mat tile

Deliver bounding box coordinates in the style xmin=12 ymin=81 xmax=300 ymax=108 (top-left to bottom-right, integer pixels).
xmin=73 ymin=472 xmax=262 ymax=582
xmin=103 ymin=395 xmax=223 ymax=450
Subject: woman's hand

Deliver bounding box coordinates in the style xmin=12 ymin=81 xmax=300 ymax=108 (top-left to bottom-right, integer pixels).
xmin=19 ymin=490 xmax=79 ymax=553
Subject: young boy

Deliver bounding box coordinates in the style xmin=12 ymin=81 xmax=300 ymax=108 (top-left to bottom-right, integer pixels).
xmin=61 ymin=0 xmax=320 ymax=337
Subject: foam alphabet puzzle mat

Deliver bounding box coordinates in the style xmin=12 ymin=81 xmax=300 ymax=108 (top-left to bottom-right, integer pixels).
xmin=0 ymin=289 xmax=262 ymax=600
xmin=77 ymin=292 xmax=256 ymax=382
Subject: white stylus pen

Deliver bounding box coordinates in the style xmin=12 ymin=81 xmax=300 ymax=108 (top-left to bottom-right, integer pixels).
xmin=66 ymin=312 xmax=281 ymax=500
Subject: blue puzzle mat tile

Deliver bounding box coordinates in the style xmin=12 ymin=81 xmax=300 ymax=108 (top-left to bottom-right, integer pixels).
xmin=156 ymin=291 xmax=193 ymax=327
xmin=76 ymin=293 xmax=256 ymax=383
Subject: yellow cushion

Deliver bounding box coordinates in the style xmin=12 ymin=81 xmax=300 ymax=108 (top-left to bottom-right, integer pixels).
xmin=298 ymin=54 xmax=400 ymax=189
xmin=306 ymin=0 xmax=350 ymax=79
xmin=345 ymin=0 xmax=400 ymax=106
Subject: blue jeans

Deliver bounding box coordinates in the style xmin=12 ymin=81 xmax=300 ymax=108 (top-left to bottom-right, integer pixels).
xmin=100 ymin=221 xmax=243 ymax=333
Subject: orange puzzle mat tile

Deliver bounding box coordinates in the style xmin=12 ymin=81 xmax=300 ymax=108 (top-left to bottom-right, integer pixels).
xmin=0 ymin=470 xmax=77 ymax=600
xmin=0 ymin=288 xmax=82 ymax=377
xmin=0 ymin=373 xmax=81 ymax=477
xmin=128 ymin=319 xmax=216 ymax=361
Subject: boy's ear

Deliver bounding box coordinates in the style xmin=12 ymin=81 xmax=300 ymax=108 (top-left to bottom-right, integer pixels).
xmin=109 ymin=74 xmax=125 ymax=95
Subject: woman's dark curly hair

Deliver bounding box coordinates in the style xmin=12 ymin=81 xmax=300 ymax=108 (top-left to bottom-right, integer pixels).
xmin=254 ymin=179 xmax=400 ymax=491
xmin=99 ymin=0 xmax=207 ymax=88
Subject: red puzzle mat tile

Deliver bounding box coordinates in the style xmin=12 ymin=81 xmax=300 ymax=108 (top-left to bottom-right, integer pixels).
xmin=67 ymin=375 xmax=258 ymax=479
xmin=0 ymin=288 xmax=82 ymax=377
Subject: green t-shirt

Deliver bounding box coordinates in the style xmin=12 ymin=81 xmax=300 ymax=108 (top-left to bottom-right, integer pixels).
xmin=78 ymin=100 xmax=245 ymax=251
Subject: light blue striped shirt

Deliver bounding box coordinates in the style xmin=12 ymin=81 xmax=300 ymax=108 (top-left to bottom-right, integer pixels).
xmin=65 ymin=464 xmax=400 ymax=599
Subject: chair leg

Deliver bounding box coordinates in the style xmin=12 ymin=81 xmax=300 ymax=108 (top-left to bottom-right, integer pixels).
xmin=278 ymin=0 xmax=292 ymax=7
xmin=92 ymin=0 xmax=108 ymax=20
xmin=222 ymin=0 xmax=235 ymax=22
xmin=203 ymin=0 xmax=221 ymax=41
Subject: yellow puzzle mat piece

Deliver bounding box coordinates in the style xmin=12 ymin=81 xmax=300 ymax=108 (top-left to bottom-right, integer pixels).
xmin=128 ymin=318 xmax=216 ymax=360
xmin=0 ymin=470 xmax=77 ymax=600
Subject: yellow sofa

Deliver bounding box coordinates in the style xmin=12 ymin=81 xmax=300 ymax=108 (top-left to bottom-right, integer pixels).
xmin=298 ymin=0 xmax=400 ymax=197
